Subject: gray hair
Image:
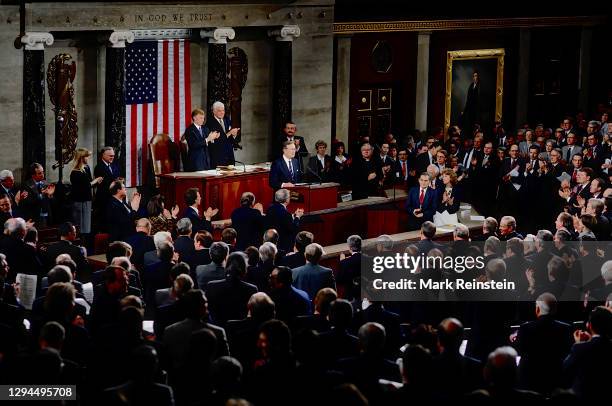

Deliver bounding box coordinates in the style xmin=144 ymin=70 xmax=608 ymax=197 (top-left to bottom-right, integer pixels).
xmin=176 ymin=217 xmax=193 ymax=235
xmin=501 ymin=215 xmax=516 ymax=230
xmin=259 ymin=242 xmax=278 ymax=262
xmin=111 ymin=256 xmax=132 ymax=271
xmin=100 ymin=146 xmax=114 ymax=154
xmin=536 ymin=292 xmax=558 ymax=316
xmin=376 ymin=234 xmax=394 ymax=250
xmin=0 ymin=170 xmax=13 ymax=181
xmin=305 ymin=243 xmax=325 ymax=264
xmin=486 ymin=258 xmax=506 ymax=281
xmin=536 ymin=229 xmax=553 ymax=241
xmin=454 ymin=224 xmax=470 ymax=240
xmin=274 ymin=188 xmax=290 ymax=203
xmin=484 ymin=217 xmax=498 ymax=234
xmin=212 ymin=101 xmax=225 ymax=111
xmin=588 ymin=198 xmax=604 ymax=215
xmin=484 ymin=236 xmax=501 ymax=255
xmin=358 ymin=322 xmax=386 ymax=355
xmin=347 ymin=235 xmax=362 ymax=252
xmin=174 ymin=274 xmax=194 ymax=296
xmin=602 ymin=260 xmax=612 ymax=283
xmin=153 ymin=231 xmax=172 ymax=250
xmin=7 ymin=218 xmax=27 ymax=238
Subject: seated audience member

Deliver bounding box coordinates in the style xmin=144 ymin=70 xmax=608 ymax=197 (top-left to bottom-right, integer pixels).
xmin=355 ymin=301 xmax=402 ymax=359
xmin=143 ymin=242 xmax=176 ymax=310
xmin=231 ymin=192 xmax=265 ymax=250
xmin=306 ymin=140 xmax=333 ymax=182
xmin=173 ymin=218 xmax=195 ymax=262
xmin=319 ymin=299 xmax=359 ymax=366
xmin=294 ymin=287 xmax=336 ymax=333
xmin=414 ymin=221 xmax=442 ymax=255
xmin=163 ymin=289 xmax=229 ymax=371
xmin=263 ymin=228 xmax=288 ymax=262
xmin=155 ymin=263 xmax=192 ymax=307
xmin=466 ymin=346 xmax=543 ymax=402
xmin=247 ymin=319 xmax=296 ymax=406
xmin=337 ymin=235 xmax=363 ymax=302
xmin=278 ymin=230 xmax=314 ymax=269
xmin=143 ymin=231 xmax=172 ymax=268
xmin=514 ymin=293 xmax=573 ymax=395
xmin=90 ymin=266 xmax=137 ymax=334
xmin=44 ymin=222 xmax=89 ymax=274
xmin=0 ymin=170 xmax=22 ymax=207
xmin=125 ymin=218 xmax=155 ymax=269
xmin=269 ymin=266 xmax=311 ymax=325
xmin=434 ymin=318 xmax=482 ymax=398
xmin=196 ymin=241 xmax=229 ymax=290
xmin=146 ymin=194 xmax=179 ymax=235
xmin=152 ymin=273 xmax=194 ymax=340
xmin=225 ymin=292 xmax=276 ymax=373
xmin=103 ymin=345 xmax=175 ymax=406
xmin=110 ymin=256 xmax=142 ymax=294
xmin=188 ymin=230 xmax=212 ymax=273
xmin=0 ymin=191 xmax=25 ymax=225
xmin=436 ymin=168 xmax=462 ymax=214
xmin=473 ymin=217 xmax=499 ymax=241
xmin=0 ymin=217 xmax=43 ymax=281
xmin=336 ymin=322 xmax=402 ymax=403
xmin=498 ymin=215 xmax=523 ymax=240
xmin=206 ymin=252 xmax=258 ymax=326
xmin=563 ymin=306 xmax=612 ymax=403
xmin=246 ymin=242 xmax=276 ymax=292
xmin=292 ymin=243 xmax=336 ymax=300
xmin=106 ymin=180 xmax=141 ymax=242
xmin=266 ymin=189 xmax=304 ymax=252
xmin=221 ymin=227 xmax=238 ymax=253
xmin=585 ymin=198 xmax=610 ymax=240
xmin=406 ymin=172 xmax=438 ymax=230
xmin=182 ymin=187 xmax=217 ymax=234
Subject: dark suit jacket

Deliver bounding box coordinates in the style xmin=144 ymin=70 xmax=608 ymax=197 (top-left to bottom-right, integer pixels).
xmin=0 ymin=236 xmax=44 ymax=281
xmin=415 ymin=151 xmax=435 ymax=175
xmin=184 ymin=123 xmax=212 ymax=171
xmin=182 ymin=206 xmax=212 ymax=234
xmin=306 ymin=154 xmax=333 ymax=182
xmin=516 ymin=315 xmax=573 ymax=394
xmin=21 ymin=178 xmax=53 ymax=223
xmin=231 ymin=206 xmax=264 ymax=250
xmin=103 ymin=381 xmax=175 ymax=406
xmin=143 ymin=260 xmax=174 ymax=309
xmin=206 ymin=278 xmax=258 ymax=326
xmin=277 ymin=251 xmax=306 ymax=269
xmin=291 ymin=263 xmax=336 ymax=300
xmin=125 ymin=232 xmax=156 ymax=269
xmin=106 ymin=197 xmax=138 ymax=243
xmin=44 ymin=240 xmax=88 ymax=273
xmin=280 ymin=135 xmax=309 ymax=159
xmin=337 ymin=253 xmax=361 ymax=301
xmin=93 ymin=160 xmax=120 ymax=209
xmin=406 ymin=186 xmax=437 ymax=222
xmin=564 ymin=336 xmax=612 ymax=401
xmin=206 ymin=116 xmax=235 ymax=167
xmin=265 ymin=202 xmax=300 ymax=252
xmin=173 ymin=235 xmax=195 ymax=263
xmin=269 ymin=157 xmax=303 ymax=190
xmin=436 ymin=185 xmax=462 ymax=214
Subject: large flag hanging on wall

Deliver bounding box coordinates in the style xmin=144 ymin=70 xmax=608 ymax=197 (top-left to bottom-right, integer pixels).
xmin=125 ymin=39 xmax=192 ymax=187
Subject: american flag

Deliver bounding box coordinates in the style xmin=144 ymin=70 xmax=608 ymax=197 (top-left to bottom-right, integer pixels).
xmin=125 ymin=39 xmax=192 ymax=187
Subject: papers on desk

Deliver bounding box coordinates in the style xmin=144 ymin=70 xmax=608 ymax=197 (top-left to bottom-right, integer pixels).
xmin=557 ymin=172 xmax=571 ymax=183
xmin=508 ymin=167 xmax=520 ymax=177
xmin=82 ymin=282 xmax=94 ymax=304
xmin=470 ymin=215 xmax=486 ymax=221
xmin=434 ymin=210 xmax=459 ymax=227
xmin=16 ymin=273 xmax=37 ymax=310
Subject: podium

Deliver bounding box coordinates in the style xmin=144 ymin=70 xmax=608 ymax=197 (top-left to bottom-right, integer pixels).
xmin=287 ymin=182 xmax=339 ymax=213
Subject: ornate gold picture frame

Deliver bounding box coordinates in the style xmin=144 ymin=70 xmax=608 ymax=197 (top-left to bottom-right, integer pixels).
xmin=444 ymin=48 xmax=504 ymax=134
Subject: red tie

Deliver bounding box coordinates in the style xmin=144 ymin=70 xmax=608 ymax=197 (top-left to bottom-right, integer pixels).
xmin=419 ymin=189 xmax=425 ymax=205
xmin=401 ymin=161 xmax=407 ymax=179
xmin=572 ymin=169 xmax=577 ymax=183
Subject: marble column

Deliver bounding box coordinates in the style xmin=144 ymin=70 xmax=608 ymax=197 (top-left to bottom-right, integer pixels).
xmin=516 ymin=28 xmax=531 ymax=127
xmin=105 ymin=30 xmax=134 ymax=176
xmin=578 ymin=27 xmax=593 ymax=113
xmin=415 ymin=31 xmax=431 ymax=132
xmin=269 ymin=25 xmax=300 ymax=158
xmin=201 ymin=28 xmax=235 ymax=113
xmin=335 ymin=36 xmax=351 ymax=146
xmin=21 ymin=32 xmax=54 ymax=171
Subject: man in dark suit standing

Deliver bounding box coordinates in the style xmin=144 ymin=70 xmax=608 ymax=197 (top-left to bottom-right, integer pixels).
xmin=351 ymin=143 xmax=383 ymax=200
xmin=182 ymin=187 xmax=217 ymax=234
xmin=266 ymin=188 xmax=304 ymax=253
xmin=461 ymin=71 xmax=482 ymax=135
xmin=106 ymin=180 xmax=141 ymax=243
xmin=336 ymin=235 xmax=363 ymax=302
xmin=21 ymin=163 xmax=55 ymax=226
xmin=280 ymin=121 xmax=308 ymax=171
xmin=306 ymin=140 xmax=333 ymax=182
xmin=94 ymin=147 xmax=120 ymax=227
xmin=406 ymin=173 xmax=438 ymax=231
xmin=471 ymin=141 xmax=500 ymax=216
xmin=44 ymin=222 xmax=89 ymax=274
xmin=497 ymin=144 xmax=525 ymax=220
xmin=269 ymin=141 xmax=303 ymax=190
xmin=206 ymin=101 xmax=240 ymax=167
xmin=184 ymin=108 xmax=219 ymax=171
xmin=231 ymin=192 xmax=265 ymax=250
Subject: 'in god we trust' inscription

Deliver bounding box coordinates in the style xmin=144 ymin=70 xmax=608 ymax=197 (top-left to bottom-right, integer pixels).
xmin=133 ymin=13 xmax=212 ymax=24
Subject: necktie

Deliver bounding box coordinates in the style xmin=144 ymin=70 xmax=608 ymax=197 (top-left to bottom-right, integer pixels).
xmin=197 ymin=125 xmax=203 ymax=137
xmin=482 ymin=155 xmax=489 ymax=167
xmin=566 ymin=147 xmax=572 ymax=162
xmin=572 ymin=169 xmax=577 ymax=183
xmin=401 ymin=162 xmax=407 ymax=179
xmin=288 ymin=160 xmax=294 ymax=182
xmin=419 ymin=189 xmax=425 ymax=206
xmin=463 ymin=149 xmax=472 ymax=168
xmin=218 ymin=118 xmax=226 ymax=133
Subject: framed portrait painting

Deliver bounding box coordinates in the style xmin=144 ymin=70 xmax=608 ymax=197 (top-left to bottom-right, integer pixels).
xmin=445 ymin=48 xmax=505 ymax=136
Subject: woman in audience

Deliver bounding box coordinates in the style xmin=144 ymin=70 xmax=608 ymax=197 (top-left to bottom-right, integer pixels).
xmin=146 ymin=194 xmax=179 ymax=235
xmin=70 ymin=148 xmax=103 ymax=239
xmin=331 ymin=141 xmax=351 ymax=185
xmin=437 ymin=168 xmax=462 ymax=214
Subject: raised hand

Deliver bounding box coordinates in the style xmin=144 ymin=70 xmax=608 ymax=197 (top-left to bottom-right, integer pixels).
xmin=163 ymin=208 xmax=172 ymax=219
xmin=171 ymin=204 xmax=180 ymax=218
xmin=204 ymin=207 xmax=218 ymax=221
xmin=254 ymin=202 xmax=264 ymax=213
xmin=130 ymin=192 xmax=141 ymax=211
xmin=294 ymin=208 xmax=305 ymax=218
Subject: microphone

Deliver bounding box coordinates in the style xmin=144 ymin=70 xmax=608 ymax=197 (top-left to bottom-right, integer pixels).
xmin=306 ymin=165 xmax=322 ymax=184
xmin=234 ymin=160 xmax=247 ymax=173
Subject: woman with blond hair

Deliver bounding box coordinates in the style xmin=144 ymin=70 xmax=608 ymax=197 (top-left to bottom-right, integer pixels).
xmin=70 ymin=147 xmax=103 ymax=235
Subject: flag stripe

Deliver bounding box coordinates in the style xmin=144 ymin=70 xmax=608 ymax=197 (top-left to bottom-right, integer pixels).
xmin=167 ymin=41 xmax=175 ymax=143
xmin=125 ymin=104 xmax=132 ymax=186
xmin=184 ymin=41 xmax=192 ymax=130
xmin=142 ymin=103 xmax=148 ymax=185
xmin=178 ymin=41 xmax=186 ymax=141
xmin=130 ymin=105 xmax=138 ymax=186
xmin=163 ymin=41 xmax=169 ymax=135
xmin=173 ymin=40 xmax=180 ymax=143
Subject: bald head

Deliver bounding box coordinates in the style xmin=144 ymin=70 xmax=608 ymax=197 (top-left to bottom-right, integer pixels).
xmin=438 ymin=317 xmax=464 ymax=352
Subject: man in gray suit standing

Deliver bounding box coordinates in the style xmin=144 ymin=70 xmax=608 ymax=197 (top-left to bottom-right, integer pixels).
xmin=292 ymin=243 xmax=336 ymax=299
xmin=195 ymin=242 xmax=228 ymax=290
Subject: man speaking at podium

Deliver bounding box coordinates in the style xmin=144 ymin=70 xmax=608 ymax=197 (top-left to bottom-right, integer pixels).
xmin=269 ymin=141 xmax=303 ymax=190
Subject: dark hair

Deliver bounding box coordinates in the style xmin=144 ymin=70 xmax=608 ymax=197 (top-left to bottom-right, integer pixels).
xmin=109 ymin=180 xmax=124 ymax=196
xmin=40 ymin=321 xmax=65 ymax=349
xmin=210 ymin=242 xmax=229 ymax=264
xmin=263 ymin=229 xmax=279 ymax=244
xmin=226 ymin=252 xmax=248 ymax=280
xmin=558 ymin=212 xmax=574 ymax=230
xmin=103 ymin=265 xmax=126 ymax=284
xmin=221 ymin=228 xmax=237 ymax=244
xmin=259 ymin=319 xmax=292 ymax=360
xmin=170 ymin=262 xmax=190 ymax=281
xmin=194 ymin=231 xmax=213 ymax=248
xmin=329 ymin=299 xmax=353 ymax=330
xmin=295 ymin=231 xmax=314 ymax=253
xmin=29 ymin=162 xmax=43 ymax=176
xmin=146 ymin=194 xmax=165 ymax=217
xmin=421 ymin=221 xmax=436 ymax=239
xmin=47 ymin=266 xmax=72 ymax=285
xmin=245 ymin=246 xmax=260 ymax=267
xmin=240 ymin=192 xmax=255 ymax=208
xmin=106 ymin=241 xmax=132 ymax=263
xmin=402 ymin=344 xmax=433 ymax=385
xmin=157 ymin=242 xmax=174 ymax=262
xmin=274 ymin=266 xmax=293 ymax=286
xmin=578 ymin=167 xmax=593 ymax=179
xmin=589 ymin=306 xmax=612 ymax=337
xmin=182 ymin=289 xmax=207 ymax=320
xmin=184 ymin=188 xmax=199 ymax=206
xmin=58 ymin=222 xmax=75 ymax=238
